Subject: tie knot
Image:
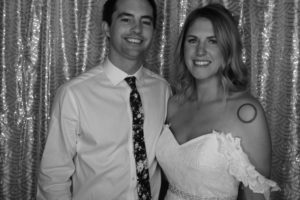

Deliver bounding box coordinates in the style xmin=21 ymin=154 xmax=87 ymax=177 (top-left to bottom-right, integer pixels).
xmin=124 ymin=76 xmax=137 ymax=90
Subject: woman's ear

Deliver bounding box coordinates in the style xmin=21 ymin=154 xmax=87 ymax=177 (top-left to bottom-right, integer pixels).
xmin=102 ymin=22 xmax=110 ymax=38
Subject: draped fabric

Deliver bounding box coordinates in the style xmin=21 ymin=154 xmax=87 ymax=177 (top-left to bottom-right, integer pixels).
xmin=0 ymin=0 xmax=299 ymax=199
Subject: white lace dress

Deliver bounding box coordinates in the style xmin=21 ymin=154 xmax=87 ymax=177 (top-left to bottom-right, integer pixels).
xmin=156 ymin=125 xmax=280 ymax=200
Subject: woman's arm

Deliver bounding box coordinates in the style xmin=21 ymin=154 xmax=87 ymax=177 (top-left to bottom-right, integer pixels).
xmin=236 ymin=98 xmax=272 ymax=200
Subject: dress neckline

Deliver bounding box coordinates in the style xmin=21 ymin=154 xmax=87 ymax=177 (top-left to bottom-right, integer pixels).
xmin=164 ymin=124 xmax=216 ymax=147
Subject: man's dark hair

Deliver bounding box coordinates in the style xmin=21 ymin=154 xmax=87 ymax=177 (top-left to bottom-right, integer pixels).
xmin=102 ymin=0 xmax=157 ymax=28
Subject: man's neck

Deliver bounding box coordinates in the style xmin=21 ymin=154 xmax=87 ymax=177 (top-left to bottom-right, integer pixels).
xmin=108 ymin=55 xmax=143 ymax=75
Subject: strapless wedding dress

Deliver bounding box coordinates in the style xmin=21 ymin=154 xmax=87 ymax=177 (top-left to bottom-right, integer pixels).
xmin=156 ymin=125 xmax=279 ymax=200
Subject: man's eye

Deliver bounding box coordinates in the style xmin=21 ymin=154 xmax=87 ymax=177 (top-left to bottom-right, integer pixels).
xmin=142 ymin=20 xmax=152 ymax=26
xmin=120 ymin=18 xmax=130 ymax=23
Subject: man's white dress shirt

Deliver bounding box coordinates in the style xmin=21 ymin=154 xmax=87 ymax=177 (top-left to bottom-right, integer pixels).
xmin=37 ymin=58 xmax=171 ymax=200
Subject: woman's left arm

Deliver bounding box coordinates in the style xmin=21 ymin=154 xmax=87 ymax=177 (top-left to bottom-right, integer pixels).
xmin=236 ymin=99 xmax=272 ymax=200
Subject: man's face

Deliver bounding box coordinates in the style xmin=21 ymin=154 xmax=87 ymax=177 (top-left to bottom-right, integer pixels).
xmin=104 ymin=0 xmax=154 ymax=64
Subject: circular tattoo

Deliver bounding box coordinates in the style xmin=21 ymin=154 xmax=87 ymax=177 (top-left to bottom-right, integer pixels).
xmin=237 ymin=103 xmax=257 ymax=123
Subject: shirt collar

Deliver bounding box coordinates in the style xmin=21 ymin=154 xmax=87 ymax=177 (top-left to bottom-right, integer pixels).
xmin=103 ymin=58 xmax=144 ymax=86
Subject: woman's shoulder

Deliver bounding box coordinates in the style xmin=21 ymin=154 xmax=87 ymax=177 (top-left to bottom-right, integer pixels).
xmin=227 ymin=91 xmax=265 ymax=124
xmin=226 ymin=91 xmax=271 ymax=178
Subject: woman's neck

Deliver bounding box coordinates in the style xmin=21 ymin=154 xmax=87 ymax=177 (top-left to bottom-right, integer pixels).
xmin=195 ymin=77 xmax=225 ymax=104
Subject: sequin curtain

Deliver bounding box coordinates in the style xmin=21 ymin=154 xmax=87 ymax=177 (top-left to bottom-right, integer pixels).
xmin=0 ymin=0 xmax=299 ymax=199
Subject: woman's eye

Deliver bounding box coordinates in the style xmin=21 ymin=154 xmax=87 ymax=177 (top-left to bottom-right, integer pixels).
xmin=208 ymin=39 xmax=217 ymax=44
xmin=186 ymin=38 xmax=197 ymax=44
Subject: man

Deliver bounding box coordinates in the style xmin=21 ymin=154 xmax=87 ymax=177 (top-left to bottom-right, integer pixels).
xmin=37 ymin=0 xmax=171 ymax=199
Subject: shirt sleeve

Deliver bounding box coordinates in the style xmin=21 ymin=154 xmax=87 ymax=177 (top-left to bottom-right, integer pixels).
xmin=37 ymin=85 xmax=79 ymax=200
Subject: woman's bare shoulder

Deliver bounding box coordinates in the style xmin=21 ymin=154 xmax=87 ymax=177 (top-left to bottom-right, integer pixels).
xmin=228 ymin=92 xmax=265 ymax=124
xmin=227 ymin=92 xmax=271 ymax=177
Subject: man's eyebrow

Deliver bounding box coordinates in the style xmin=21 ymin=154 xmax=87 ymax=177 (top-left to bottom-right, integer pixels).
xmin=116 ymin=12 xmax=153 ymax=21
xmin=116 ymin=12 xmax=133 ymax=19
xmin=141 ymin=16 xmax=153 ymax=21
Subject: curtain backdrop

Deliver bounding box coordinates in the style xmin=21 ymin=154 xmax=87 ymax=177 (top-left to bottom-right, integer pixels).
xmin=0 ymin=0 xmax=299 ymax=199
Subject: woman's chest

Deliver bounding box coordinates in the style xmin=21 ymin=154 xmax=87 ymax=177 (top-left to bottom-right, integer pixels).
xmin=170 ymin=102 xmax=241 ymax=145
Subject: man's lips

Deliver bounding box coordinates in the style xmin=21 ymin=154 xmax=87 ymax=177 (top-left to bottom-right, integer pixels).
xmin=125 ymin=37 xmax=143 ymax=44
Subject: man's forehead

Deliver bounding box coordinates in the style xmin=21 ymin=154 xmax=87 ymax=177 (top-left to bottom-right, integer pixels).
xmin=114 ymin=0 xmax=153 ymax=18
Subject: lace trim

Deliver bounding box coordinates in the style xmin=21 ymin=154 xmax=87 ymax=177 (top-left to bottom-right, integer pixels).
xmin=216 ymin=131 xmax=280 ymax=197
xmin=168 ymin=184 xmax=236 ymax=200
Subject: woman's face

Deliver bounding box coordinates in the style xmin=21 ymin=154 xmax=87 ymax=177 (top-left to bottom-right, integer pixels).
xmin=184 ymin=17 xmax=224 ymax=81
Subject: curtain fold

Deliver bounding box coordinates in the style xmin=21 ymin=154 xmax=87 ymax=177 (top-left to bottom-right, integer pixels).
xmin=0 ymin=0 xmax=299 ymax=199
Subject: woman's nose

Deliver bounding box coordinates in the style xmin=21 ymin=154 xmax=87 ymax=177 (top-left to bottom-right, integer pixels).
xmin=196 ymin=42 xmax=206 ymax=55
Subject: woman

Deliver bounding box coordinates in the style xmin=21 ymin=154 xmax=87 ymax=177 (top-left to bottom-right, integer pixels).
xmin=156 ymin=4 xmax=279 ymax=200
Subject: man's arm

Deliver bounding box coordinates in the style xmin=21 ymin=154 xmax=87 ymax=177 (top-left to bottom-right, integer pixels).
xmin=37 ymin=86 xmax=78 ymax=200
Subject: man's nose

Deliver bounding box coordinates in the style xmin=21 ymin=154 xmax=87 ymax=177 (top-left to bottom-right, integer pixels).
xmin=131 ymin=21 xmax=142 ymax=33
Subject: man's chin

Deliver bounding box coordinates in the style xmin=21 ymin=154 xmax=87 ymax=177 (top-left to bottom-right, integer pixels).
xmin=124 ymin=52 xmax=146 ymax=61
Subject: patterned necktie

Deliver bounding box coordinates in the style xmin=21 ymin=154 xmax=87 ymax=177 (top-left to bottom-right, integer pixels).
xmin=124 ymin=76 xmax=152 ymax=200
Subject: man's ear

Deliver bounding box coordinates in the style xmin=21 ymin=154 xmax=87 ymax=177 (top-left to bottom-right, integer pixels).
xmin=102 ymin=21 xmax=110 ymax=38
